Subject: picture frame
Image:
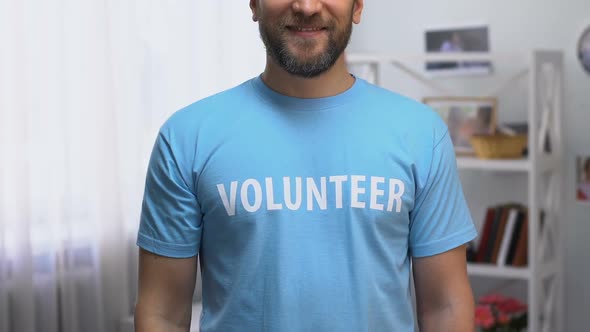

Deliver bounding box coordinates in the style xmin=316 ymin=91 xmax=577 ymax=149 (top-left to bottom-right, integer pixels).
xmin=424 ymin=23 xmax=492 ymax=77
xmin=423 ymin=97 xmax=497 ymax=155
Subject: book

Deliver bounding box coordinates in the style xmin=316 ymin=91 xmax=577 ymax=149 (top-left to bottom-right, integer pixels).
xmin=490 ymin=207 xmax=511 ymax=264
xmin=497 ymin=208 xmax=520 ymax=266
xmin=506 ymin=209 xmax=526 ymax=265
xmin=466 ymin=241 xmax=477 ymax=262
xmin=475 ymin=207 xmax=497 ymax=263
xmin=484 ymin=206 xmax=504 ymax=263
xmin=512 ymin=211 xmax=529 ymax=267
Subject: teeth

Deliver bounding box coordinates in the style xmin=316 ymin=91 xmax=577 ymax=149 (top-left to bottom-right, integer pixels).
xmin=294 ymin=27 xmax=322 ymax=32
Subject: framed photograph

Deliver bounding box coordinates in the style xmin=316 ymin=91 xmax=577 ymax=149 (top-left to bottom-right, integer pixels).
xmin=424 ymin=24 xmax=492 ymax=77
xmin=578 ymin=25 xmax=590 ymax=75
xmin=423 ymin=97 xmax=497 ymax=155
xmin=576 ymin=156 xmax=590 ymax=204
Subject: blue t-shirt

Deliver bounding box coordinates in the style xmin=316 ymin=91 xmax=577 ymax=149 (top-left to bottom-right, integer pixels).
xmin=137 ymin=76 xmax=477 ymax=332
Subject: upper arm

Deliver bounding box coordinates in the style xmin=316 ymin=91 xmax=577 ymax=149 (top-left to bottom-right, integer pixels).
xmin=412 ymin=245 xmax=474 ymax=330
xmin=137 ymin=130 xmax=203 ymax=258
xmin=135 ymin=248 xmax=198 ymax=329
xmin=407 ymin=108 xmax=477 ymax=331
xmin=409 ymin=124 xmax=476 ymax=258
xmin=134 ymin=124 xmax=203 ymax=330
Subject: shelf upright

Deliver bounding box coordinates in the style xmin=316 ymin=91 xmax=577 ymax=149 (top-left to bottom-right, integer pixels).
xmin=347 ymin=50 xmax=564 ymax=332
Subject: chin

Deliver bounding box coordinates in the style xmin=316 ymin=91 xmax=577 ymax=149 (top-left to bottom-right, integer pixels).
xmin=289 ymin=47 xmax=328 ymax=61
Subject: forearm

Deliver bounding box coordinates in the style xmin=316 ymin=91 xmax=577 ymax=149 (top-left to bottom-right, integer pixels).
xmin=134 ymin=304 xmax=192 ymax=332
xmin=413 ymin=245 xmax=475 ymax=332
xmin=135 ymin=249 xmax=198 ymax=332
xmin=417 ymin=298 xmax=474 ymax=332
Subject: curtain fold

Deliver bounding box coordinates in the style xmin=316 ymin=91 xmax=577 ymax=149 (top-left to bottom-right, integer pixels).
xmin=1 ymin=2 xmax=264 ymax=331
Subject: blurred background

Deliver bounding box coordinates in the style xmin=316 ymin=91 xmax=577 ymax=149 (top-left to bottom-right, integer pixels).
xmin=1 ymin=2 xmax=264 ymax=332
xmin=1 ymin=1 xmax=589 ymax=332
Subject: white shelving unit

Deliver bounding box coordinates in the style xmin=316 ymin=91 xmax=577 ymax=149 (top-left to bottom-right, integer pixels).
xmin=347 ymin=51 xmax=564 ymax=332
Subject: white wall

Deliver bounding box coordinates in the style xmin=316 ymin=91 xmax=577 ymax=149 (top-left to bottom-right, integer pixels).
xmin=193 ymin=3 xmax=266 ymax=100
xmin=348 ymin=1 xmax=590 ymax=330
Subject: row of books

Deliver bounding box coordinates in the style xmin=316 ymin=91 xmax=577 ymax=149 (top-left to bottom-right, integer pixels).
xmin=468 ymin=204 xmax=529 ymax=267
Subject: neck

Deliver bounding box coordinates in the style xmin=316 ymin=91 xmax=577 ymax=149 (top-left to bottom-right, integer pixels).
xmin=261 ymin=53 xmax=355 ymax=99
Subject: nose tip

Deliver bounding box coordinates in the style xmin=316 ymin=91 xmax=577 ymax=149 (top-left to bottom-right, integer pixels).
xmin=292 ymin=0 xmax=323 ymax=16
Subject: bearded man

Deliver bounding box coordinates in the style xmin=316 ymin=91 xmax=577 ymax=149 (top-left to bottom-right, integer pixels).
xmin=134 ymin=1 xmax=477 ymax=331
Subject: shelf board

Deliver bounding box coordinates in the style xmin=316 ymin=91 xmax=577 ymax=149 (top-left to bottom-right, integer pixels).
xmin=457 ymin=156 xmax=530 ymax=172
xmin=467 ymin=263 xmax=530 ymax=279
xmin=456 ymin=154 xmax=558 ymax=173
xmin=346 ymin=52 xmax=525 ymax=63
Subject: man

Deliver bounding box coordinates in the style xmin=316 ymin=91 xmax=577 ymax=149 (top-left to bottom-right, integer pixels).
xmin=134 ymin=1 xmax=477 ymax=331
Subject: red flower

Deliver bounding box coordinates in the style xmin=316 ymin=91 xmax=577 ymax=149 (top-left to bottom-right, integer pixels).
xmin=496 ymin=297 xmax=527 ymax=315
xmin=475 ymin=294 xmax=528 ymax=331
xmin=475 ymin=305 xmax=495 ymax=329
xmin=497 ymin=312 xmax=511 ymax=325
xmin=479 ymin=293 xmax=506 ymax=305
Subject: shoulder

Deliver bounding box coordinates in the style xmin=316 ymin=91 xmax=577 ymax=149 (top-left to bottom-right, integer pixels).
xmin=360 ymin=80 xmax=442 ymax=117
xmin=357 ymin=80 xmax=453 ymax=183
xmin=359 ymin=79 xmax=449 ymax=144
xmin=161 ymin=78 xmax=256 ymax=135
xmin=154 ymin=78 xmax=259 ymax=165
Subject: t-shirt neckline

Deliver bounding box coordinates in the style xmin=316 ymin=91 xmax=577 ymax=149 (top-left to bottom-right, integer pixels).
xmin=251 ymin=74 xmax=364 ymax=111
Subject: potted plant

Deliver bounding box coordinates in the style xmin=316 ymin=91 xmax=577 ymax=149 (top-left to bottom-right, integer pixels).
xmin=475 ymin=293 xmax=528 ymax=332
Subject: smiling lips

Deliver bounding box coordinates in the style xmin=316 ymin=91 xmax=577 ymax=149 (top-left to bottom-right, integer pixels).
xmin=290 ymin=26 xmax=324 ymax=32
xmin=287 ymin=26 xmax=327 ymax=37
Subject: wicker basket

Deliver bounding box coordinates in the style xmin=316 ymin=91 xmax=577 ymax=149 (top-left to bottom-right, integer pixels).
xmin=469 ymin=134 xmax=528 ymax=159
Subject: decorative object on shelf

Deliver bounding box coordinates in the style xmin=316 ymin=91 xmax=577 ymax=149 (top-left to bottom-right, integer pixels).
xmin=497 ymin=121 xmax=552 ymax=154
xmin=423 ymin=96 xmax=497 ymax=155
xmin=475 ymin=293 xmax=528 ymax=332
xmin=576 ymin=155 xmax=590 ymax=204
xmin=470 ymin=134 xmax=528 ymax=159
xmin=497 ymin=122 xmax=528 ymax=136
xmin=577 ymin=25 xmax=590 ymax=74
xmin=424 ymin=23 xmax=492 ymax=77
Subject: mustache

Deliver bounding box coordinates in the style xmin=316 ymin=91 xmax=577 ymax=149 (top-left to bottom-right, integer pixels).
xmin=281 ymin=14 xmax=331 ymax=28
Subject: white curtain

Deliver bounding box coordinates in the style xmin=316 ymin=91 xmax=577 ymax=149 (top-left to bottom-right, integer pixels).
xmin=0 ymin=1 xmax=265 ymax=331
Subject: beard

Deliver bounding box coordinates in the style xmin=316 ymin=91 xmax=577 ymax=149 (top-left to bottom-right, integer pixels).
xmin=258 ymin=11 xmax=353 ymax=78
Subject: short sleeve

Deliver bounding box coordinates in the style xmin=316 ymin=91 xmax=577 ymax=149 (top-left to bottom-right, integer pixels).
xmin=409 ymin=130 xmax=477 ymax=257
xmin=136 ymin=131 xmax=202 ymax=258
